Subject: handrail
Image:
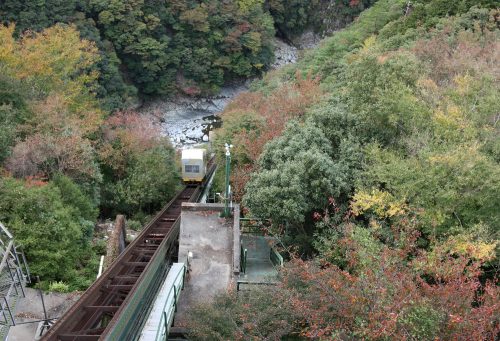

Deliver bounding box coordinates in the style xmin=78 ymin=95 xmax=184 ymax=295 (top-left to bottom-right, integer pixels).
xmin=0 ymin=240 xmax=14 ymax=273
xmin=41 ymin=186 xmax=192 ymax=341
xmin=0 ymin=223 xmax=30 ymax=327
xmin=240 ymin=246 xmax=248 ymax=274
xmin=270 ymin=247 xmax=283 ymax=267
xmin=0 ymin=223 xmax=13 ymax=240
xmin=140 ymin=262 xmax=186 ymax=341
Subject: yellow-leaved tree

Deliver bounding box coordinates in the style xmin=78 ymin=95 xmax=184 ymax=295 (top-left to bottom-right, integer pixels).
xmin=0 ymin=24 xmax=103 ymax=182
xmin=0 ymin=23 xmax=101 ymax=118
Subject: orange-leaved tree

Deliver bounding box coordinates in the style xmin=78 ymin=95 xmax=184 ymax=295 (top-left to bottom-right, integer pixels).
xmin=214 ymin=71 xmax=323 ymax=201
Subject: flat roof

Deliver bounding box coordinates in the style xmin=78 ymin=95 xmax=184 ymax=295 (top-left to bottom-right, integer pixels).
xmin=175 ymin=205 xmax=233 ymax=326
xmin=181 ymin=148 xmax=204 ymax=160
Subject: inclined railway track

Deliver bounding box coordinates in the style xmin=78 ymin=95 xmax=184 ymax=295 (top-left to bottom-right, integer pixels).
xmin=41 ymin=184 xmax=203 ymax=341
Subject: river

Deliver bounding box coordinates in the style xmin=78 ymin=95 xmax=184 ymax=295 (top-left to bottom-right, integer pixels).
xmin=139 ymin=36 xmax=318 ymax=148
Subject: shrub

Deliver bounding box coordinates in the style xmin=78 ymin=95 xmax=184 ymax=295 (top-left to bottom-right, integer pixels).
xmin=99 ymin=112 xmax=180 ymax=217
xmin=127 ymin=220 xmax=142 ymax=232
xmin=0 ymin=177 xmax=94 ymax=283
xmin=186 ymin=288 xmax=298 ymax=340
xmin=48 ymin=281 xmax=70 ymax=293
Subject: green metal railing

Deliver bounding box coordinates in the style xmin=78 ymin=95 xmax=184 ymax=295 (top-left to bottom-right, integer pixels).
xmin=240 ymin=246 xmax=248 ymax=274
xmin=239 ymin=218 xmax=270 ymax=235
xmin=106 ymin=225 xmax=178 ymax=340
xmin=153 ymin=263 xmax=186 ymax=341
xmin=270 ymin=247 xmax=283 ymax=268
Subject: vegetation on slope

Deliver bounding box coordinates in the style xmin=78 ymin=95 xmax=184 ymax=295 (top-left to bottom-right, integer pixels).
xmin=0 ymin=0 xmax=371 ymax=107
xmin=0 ymin=25 xmax=179 ymax=289
xmin=197 ymin=0 xmax=500 ymax=338
xmin=0 ymin=0 xmax=371 ymax=290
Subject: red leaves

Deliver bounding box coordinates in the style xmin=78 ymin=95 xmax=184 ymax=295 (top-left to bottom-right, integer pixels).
xmin=279 ymin=248 xmax=499 ymax=339
xmin=349 ymin=0 xmax=360 ymax=7
xmin=7 ymin=133 xmax=97 ymax=180
xmin=412 ymin=25 xmax=499 ymax=85
xmin=182 ymin=85 xmax=202 ymax=96
xmin=312 ymin=212 xmax=322 ymax=221
xmin=24 ymin=175 xmax=48 ymax=187
xmin=99 ymin=111 xmax=167 ymax=177
xmin=237 ymin=22 xmax=251 ymax=33
xmin=223 ymin=72 xmax=323 ymax=201
xmin=328 ymin=196 xmax=336 ymax=206
xmin=5 ymin=92 xmax=103 ymax=182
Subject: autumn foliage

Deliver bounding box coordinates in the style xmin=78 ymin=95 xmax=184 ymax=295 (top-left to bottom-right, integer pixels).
xmin=188 ymin=208 xmax=499 ymax=340
xmin=97 ymin=111 xmax=180 ymax=217
xmin=99 ymin=111 xmax=165 ymax=177
xmin=215 ymin=71 xmax=323 ymax=201
xmin=0 ymin=24 xmax=179 ymax=288
xmin=281 ymin=255 xmax=499 ymax=340
xmin=280 ymin=202 xmax=499 ymax=340
xmin=192 ymin=2 xmax=499 ymax=340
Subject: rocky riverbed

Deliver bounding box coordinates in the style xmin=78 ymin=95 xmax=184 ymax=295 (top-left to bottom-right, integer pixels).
xmin=140 ymin=83 xmax=248 ymax=147
xmin=140 ymin=37 xmax=314 ymax=148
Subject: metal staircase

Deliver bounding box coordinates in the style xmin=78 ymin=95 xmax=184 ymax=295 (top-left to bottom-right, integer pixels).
xmin=0 ymin=222 xmax=31 ymax=340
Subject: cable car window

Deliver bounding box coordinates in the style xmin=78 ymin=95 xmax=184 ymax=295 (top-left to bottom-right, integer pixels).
xmin=185 ymin=165 xmax=200 ymax=173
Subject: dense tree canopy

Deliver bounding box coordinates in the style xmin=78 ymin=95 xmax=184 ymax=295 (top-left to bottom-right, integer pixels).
xmin=201 ymin=1 xmax=499 ymax=338
xmin=0 ymin=0 xmax=375 ymax=290
xmin=0 ymin=24 xmax=180 ymax=288
xmin=0 ymin=176 xmax=96 ymax=288
xmin=244 ymin=120 xmax=346 ymax=228
xmin=0 ymin=1 xmax=497 ymax=336
xmin=235 ymin=0 xmax=500 ymax=259
xmin=0 ymin=0 xmax=373 ymax=105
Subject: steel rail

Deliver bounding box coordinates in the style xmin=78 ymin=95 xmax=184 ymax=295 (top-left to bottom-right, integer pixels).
xmin=41 ymin=186 xmax=196 ymax=341
xmin=42 ymin=160 xmax=216 ymax=341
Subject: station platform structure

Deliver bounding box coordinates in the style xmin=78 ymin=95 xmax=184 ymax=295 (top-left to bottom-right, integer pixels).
xmin=175 ymin=203 xmax=235 ymax=326
xmin=136 ymin=203 xmax=284 ymax=339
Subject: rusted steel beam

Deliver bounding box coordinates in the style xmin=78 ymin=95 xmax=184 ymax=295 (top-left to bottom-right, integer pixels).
xmin=110 ymin=275 xmax=140 ymax=282
xmin=122 ymin=262 xmax=148 ymax=267
xmin=106 ymin=284 xmax=134 ymax=289
xmin=41 ymin=175 xmax=209 ymax=340
xmin=134 ymin=244 xmax=159 ymax=248
xmin=84 ymin=306 xmax=120 ymax=312
xmin=58 ymin=335 xmax=100 ymax=341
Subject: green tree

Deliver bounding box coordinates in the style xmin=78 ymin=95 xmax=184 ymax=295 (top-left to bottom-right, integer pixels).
xmin=0 ymin=177 xmax=94 ymax=284
xmin=114 ymin=148 xmax=180 ymax=214
xmin=0 ymin=74 xmax=31 ymax=162
xmin=361 ymin=144 xmax=500 ymax=239
xmin=244 ymin=121 xmax=339 ymax=227
xmin=98 ymin=112 xmax=180 ymax=219
xmin=0 ymin=0 xmax=77 ymax=33
xmin=52 ymin=174 xmax=99 ymax=223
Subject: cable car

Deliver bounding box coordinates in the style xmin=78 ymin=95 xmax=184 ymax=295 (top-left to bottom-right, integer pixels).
xmin=181 ymin=149 xmax=207 ymax=183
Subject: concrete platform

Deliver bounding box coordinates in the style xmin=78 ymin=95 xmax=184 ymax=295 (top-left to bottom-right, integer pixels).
xmin=6 ymin=288 xmax=80 ymax=341
xmin=174 ymin=204 xmax=234 ymax=326
xmin=242 ymin=259 xmax=278 ymax=283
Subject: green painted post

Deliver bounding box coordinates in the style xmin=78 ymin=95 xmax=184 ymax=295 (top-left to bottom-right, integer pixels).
xmin=223 ymin=143 xmax=232 ymax=217
xmin=162 ymin=311 xmax=168 ymax=341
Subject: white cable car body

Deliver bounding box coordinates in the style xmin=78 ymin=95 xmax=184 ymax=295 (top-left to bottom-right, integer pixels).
xmin=181 ymin=149 xmax=206 ymax=183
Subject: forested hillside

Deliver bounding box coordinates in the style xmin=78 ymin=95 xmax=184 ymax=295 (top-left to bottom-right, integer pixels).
xmin=0 ymin=1 xmax=372 ymax=290
xmin=192 ymin=0 xmax=500 ymax=338
xmin=0 ymin=0 xmax=372 ymax=109
xmin=0 ymin=24 xmax=181 ymax=289
xmin=0 ymin=0 xmax=498 ymax=336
